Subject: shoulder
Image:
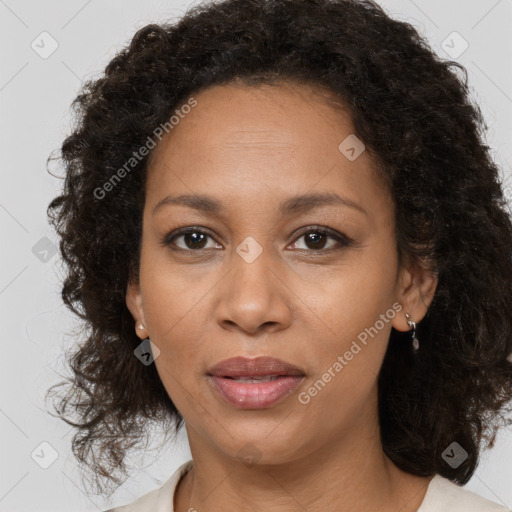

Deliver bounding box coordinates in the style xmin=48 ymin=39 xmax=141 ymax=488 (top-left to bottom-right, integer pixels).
xmin=103 ymin=460 xmax=193 ymax=512
xmin=418 ymin=474 xmax=511 ymax=512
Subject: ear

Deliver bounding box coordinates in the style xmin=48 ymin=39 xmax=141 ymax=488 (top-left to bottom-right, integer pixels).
xmin=392 ymin=258 xmax=438 ymax=332
xmin=126 ymin=278 xmax=148 ymax=340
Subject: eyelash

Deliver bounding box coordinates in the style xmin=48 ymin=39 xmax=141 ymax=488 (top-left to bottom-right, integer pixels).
xmin=161 ymin=225 xmax=353 ymax=254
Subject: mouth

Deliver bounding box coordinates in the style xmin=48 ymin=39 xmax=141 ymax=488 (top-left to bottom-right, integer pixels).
xmin=206 ymin=356 xmax=305 ymax=409
xmin=220 ymin=375 xmax=284 ymax=382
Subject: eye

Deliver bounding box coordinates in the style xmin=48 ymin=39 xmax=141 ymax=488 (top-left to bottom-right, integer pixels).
xmin=288 ymin=227 xmax=352 ymax=252
xmin=162 ymin=225 xmax=352 ymax=253
xmin=162 ymin=227 xmax=222 ymax=251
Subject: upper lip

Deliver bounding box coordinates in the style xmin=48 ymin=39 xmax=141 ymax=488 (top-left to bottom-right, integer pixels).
xmin=207 ymin=356 xmax=305 ymax=378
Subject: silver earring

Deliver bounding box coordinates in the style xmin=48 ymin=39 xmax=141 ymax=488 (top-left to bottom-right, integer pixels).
xmin=137 ymin=323 xmax=145 ymax=330
xmin=405 ymin=313 xmax=419 ymax=351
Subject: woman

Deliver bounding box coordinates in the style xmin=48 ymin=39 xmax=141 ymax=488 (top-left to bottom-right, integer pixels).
xmin=46 ymin=0 xmax=512 ymax=510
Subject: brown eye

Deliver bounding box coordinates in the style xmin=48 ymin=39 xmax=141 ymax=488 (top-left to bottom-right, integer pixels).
xmin=303 ymin=232 xmax=329 ymax=250
xmin=289 ymin=228 xmax=352 ymax=252
xmin=163 ymin=228 xmax=222 ymax=251
xmin=178 ymin=232 xmax=208 ymax=249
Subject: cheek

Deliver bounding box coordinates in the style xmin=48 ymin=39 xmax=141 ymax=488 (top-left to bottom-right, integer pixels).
xmin=299 ymin=249 xmax=398 ymax=338
xmin=301 ymin=247 xmax=399 ymax=381
xmin=139 ymin=240 xmax=215 ymax=340
xmin=147 ymin=300 xmax=213 ymax=416
xmin=138 ymin=251 xmax=210 ymax=392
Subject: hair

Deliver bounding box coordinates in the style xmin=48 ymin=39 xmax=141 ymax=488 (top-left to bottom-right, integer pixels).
xmin=46 ymin=0 xmax=512 ymax=497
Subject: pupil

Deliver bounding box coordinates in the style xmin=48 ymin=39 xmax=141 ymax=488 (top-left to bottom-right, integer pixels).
xmin=306 ymin=232 xmax=325 ymax=250
xmin=185 ymin=232 xmax=206 ymax=249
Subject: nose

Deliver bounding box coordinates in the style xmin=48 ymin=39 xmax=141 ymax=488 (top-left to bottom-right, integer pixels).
xmin=215 ymin=246 xmax=293 ymax=335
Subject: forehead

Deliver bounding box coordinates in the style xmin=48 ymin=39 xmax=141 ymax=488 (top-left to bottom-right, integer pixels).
xmin=145 ymin=80 xmax=392 ymax=218
xmin=150 ymin=80 xmax=354 ymax=156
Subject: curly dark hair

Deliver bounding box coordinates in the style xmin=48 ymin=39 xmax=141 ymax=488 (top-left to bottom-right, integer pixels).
xmin=46 ymin=0 xmax=512 ymax=497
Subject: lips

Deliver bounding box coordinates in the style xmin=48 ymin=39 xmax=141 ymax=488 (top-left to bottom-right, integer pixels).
xmin=206 ymin=356 xmax=305 ymax=409
xmin=207 ymin=356 xmax=305 ymax=378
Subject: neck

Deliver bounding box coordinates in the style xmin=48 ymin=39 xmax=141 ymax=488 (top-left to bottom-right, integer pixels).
xmin=174 ymin=420 xmax=433 ymax=512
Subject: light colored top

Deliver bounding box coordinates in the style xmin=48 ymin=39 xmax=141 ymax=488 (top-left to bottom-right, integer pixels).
xmin=104 ymin=460 xmax=511 ymax=512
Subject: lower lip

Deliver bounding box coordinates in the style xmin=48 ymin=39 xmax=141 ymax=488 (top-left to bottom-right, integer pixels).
xmin=208 ymin=375 xmax=304 ymax=409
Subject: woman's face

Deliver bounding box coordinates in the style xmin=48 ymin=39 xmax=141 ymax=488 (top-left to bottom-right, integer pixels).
xmin=127 ymin=80 xmax=436 ymax=465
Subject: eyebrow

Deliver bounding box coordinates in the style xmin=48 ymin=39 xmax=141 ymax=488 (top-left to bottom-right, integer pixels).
xmin=152 ymin=191 xmax=367 ymax=217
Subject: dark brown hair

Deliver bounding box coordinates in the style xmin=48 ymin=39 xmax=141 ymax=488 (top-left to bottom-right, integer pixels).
xmin=46 ymin=0 xmax=512 ymax=497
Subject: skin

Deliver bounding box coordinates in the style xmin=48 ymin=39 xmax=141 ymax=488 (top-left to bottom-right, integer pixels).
xmin=126 ymin=79 xmax=438 ymax=512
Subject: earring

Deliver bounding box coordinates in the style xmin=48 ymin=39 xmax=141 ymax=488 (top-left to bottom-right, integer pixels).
xmin=137 ymin=323 xmax=145 ymax=330
xmin=405 ymin=313 xmax=419 ymax=351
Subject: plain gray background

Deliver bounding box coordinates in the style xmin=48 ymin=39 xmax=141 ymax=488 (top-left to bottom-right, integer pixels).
xmin=1 ymin=0 xmax=512 ymax=510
